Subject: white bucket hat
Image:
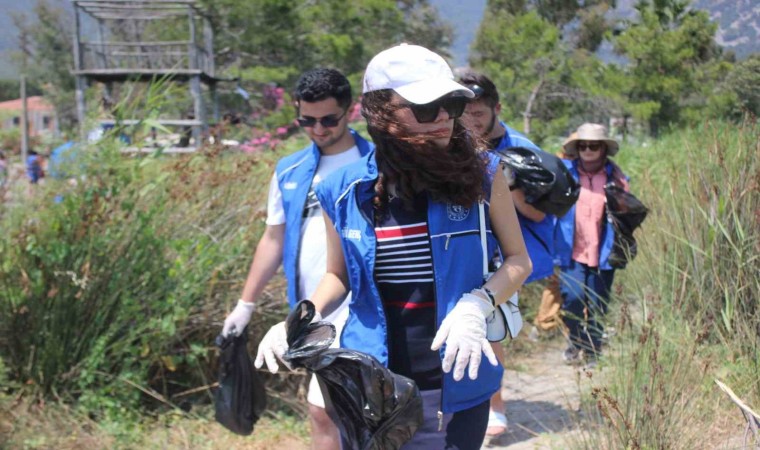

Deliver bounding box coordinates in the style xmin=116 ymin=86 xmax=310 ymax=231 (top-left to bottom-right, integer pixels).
xmin=362 ymin=43 xmax=474 ymax=105
xmin=563 ymin=123 xmax=620 ymax=157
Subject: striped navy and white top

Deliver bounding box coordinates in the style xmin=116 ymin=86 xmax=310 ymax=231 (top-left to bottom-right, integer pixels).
xmin=375 ymin=191 xmax=441 ymax=390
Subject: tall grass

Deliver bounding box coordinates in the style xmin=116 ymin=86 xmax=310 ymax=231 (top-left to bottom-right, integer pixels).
xmin=577 ymin=119 xmax=759 ymax=448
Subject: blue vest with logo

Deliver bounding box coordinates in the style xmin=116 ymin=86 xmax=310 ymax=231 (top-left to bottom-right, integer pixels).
xmin=554 ymin=159 xmax=617 ymax=270
xmin=315 ymin=150 xmax=504 ymax=414
xmin=275 ymin=129 xmax=373 ymax=308
xmin=493 ymin=122 xmax=555 ymax=283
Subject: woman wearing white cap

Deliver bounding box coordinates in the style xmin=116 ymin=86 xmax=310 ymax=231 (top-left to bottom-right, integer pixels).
xmin=254 ymin=44 xmax=532 ymax=449
xmin=556 ymin=123 xmax=630 ymax=367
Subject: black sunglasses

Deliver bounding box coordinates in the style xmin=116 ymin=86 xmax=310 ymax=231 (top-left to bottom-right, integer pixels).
xmin=577 ymin=141 xmax=604 ymax=152
xmin=466 ymin=84 xmax=485 ymax=98
xmin=398 ymin=96 xmax=468 ymax=123
xmin=297 ymin=109 xmax=347 ymax=128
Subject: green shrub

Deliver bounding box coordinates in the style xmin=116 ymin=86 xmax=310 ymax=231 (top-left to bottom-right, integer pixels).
xmin=0 ymin=127 xmax=305 ymax=417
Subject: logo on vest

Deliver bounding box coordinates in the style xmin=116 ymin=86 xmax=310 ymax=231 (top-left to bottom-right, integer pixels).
xmin=283 ymin=181 xmax=298 ymax=190
xmin=342 ymin=228 xmax=361 ymax=240
xmin=447 ymin=204 xmax=470 ymax=221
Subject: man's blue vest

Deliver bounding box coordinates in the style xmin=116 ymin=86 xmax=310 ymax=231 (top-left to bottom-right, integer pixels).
xmin=315 ymin=150 xmax=504 ymax=414
xmin=554 ymin=160 xmax=617 ymax=271
xmin=275 ymin=129 xmax=373 ymax=308
xmin=493 ymin=122 xmax=555 ymax=283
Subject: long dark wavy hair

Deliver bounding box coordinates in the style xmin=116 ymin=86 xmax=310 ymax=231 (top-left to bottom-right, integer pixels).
xmin=362 ymin=89 xmax=486 ymax=213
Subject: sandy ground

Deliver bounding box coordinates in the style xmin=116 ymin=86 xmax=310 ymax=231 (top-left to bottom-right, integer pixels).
xmin=483 ymin=339 xmax=589 ymax=450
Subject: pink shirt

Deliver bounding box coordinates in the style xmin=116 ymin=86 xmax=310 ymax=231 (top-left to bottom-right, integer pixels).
xmin=572 ymin=164 xmax=630 ymax=267
xmin=572 ymin=168 xmax=608 ymax=267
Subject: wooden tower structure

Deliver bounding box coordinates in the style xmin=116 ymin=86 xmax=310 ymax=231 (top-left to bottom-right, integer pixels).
xmin=71 ymin=0 xmax=218 ymax=150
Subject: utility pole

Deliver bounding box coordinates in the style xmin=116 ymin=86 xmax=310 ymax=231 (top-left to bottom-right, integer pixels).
xmin=20 ymin=75 xmax=29 ymax=164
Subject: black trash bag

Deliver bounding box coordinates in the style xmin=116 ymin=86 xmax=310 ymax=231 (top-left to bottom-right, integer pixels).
xmin=283 ymin=300 xmax=423 ymax=450
xmin=214 ymin=328 xmax=267 ymax=435
xmin=605 ymin=184 xmax=649 ymax=269
xmin=497 ymin=146 xmax=580 ymax=217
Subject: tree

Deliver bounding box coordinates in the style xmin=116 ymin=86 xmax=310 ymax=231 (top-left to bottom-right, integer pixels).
xmin=470 ymin=3 xmax=620 ymax=142
xmin=471 ymin=9 xmax=564 ymax=140
xmin=13 ymin=0 xmax=76 ymax=129
xmin=710 ymin=54 xmax=760 ymax=120
xmin=203 ymin=0 xmax=451 ymax=88
xmin=612 ymin=0 xmax=730 ymax=134
xmin=0 ymin=79 xmax=43 ymax=103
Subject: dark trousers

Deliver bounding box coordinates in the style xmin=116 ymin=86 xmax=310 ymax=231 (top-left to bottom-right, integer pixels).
xmin=560 ymin=260 xmax=615 ymax=355
xmin=400 ymin=389 xmax=489 ymax=450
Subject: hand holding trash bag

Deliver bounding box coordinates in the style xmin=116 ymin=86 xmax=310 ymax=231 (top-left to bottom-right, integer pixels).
xmin=253 ymin=321 xmax=288 ymax=373
xmin=282 ymin=300 xmax=423 ymax=450
xmin=222 ymin=300 xmax=256 ymax=337
xmin=497 ymin=146 xmax=580 ymax=217
xmin=253 ymin=311 xmax=322 ymax=373
xmin=604 ymin=183 xmax=648 ymax=268
xmin=431 ymin=292 xmax=498 ymax=381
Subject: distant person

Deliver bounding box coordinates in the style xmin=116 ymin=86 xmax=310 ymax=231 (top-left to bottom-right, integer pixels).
xmin=556 ymin=123 xmax=629 ymax=368
xmin=0 ymin=150 xmax=7 ymax=189
xmin=220 ymin=68 xmax=373 ymax=450
xmin=26 ymin=150 xmax=44 ymax=185
xmin=457 ymin=70 xmax=556 ymax=438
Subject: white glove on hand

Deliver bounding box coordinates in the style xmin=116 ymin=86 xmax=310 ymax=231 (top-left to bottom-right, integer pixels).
xmin=431 ymin=293 xmax=498 ymax=381
xmin=222 ymin=300 xmax=256 ymax=337
xmin=253 ymin=311 xmax=322 ymax=374
xmin=254 ymin=321 xmax=288 ymax=373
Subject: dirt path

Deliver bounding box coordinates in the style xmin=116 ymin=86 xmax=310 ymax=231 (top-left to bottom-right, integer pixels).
xmin=483 ymin=339 xmax=589 ymax=449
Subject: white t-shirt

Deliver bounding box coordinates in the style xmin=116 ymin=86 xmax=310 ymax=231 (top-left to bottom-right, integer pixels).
xmin=266 ymin=145 xmax=361 ymax=323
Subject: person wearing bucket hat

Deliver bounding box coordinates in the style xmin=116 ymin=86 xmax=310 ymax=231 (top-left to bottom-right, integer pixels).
xmin=563 ymin=123 xmax=620 ymax=157
xmin=555 ymin=123 xmax=629 ymax=368
xmin=254 ymin=43 xmax=532 ymax=449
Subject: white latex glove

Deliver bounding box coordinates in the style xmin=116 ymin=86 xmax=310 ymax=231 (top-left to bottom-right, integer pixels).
xmin=222 ymin=300 xmax=256 ymax=337
xmin=431 ymin=293 xmax=498 ymax=381
xmin=254 ymin=321 xmax=288 ymax=373
xmin=253 ymin=311 xmax=322 ymax=374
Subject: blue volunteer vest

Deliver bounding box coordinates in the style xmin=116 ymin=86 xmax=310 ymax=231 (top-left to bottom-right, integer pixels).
xmin=315 ymin=150 xmax=504 ymax=414
xmin=275 ymin=129 xmax=373 ymax=308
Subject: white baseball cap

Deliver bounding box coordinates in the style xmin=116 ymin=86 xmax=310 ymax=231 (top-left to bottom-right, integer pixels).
xmin=362 ymin=44 xmax=474 ymax=105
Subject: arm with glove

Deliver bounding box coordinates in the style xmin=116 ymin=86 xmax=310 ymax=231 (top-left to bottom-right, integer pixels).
xmin=222 ymin=223 xmax=285 ymax=338
xmin=252 ymin=211 xmax=350 ymax=373
xmin=431 ymin=166 xmax=532 ymax=381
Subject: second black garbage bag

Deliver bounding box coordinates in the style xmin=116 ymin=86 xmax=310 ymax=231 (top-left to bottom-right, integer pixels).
xmin=282 ymin=300 xmax=423 ymax=450
xmin=214 ymin=327 xmax=267 ymax=435
xmin=604 ymin=183 xmax=649 ymax=268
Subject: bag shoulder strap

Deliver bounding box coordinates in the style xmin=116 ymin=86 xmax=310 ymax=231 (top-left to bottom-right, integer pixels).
xmin=478 ymin=201 xmax=488 ymax=277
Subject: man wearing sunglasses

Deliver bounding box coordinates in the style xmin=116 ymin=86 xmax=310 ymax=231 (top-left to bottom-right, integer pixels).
xmin=457 ymin=70 xmax=557 ymax=440
xmin=222 ymin=68 xmax=372 ymax=450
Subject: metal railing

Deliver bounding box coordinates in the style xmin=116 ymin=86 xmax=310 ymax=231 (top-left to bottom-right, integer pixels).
xmin=79 ymin=41 xmax=212 ymax=75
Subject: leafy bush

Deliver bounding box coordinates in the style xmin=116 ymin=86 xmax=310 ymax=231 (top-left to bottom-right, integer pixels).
xmin=0 ymin=130 xmax=305 ymax=418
